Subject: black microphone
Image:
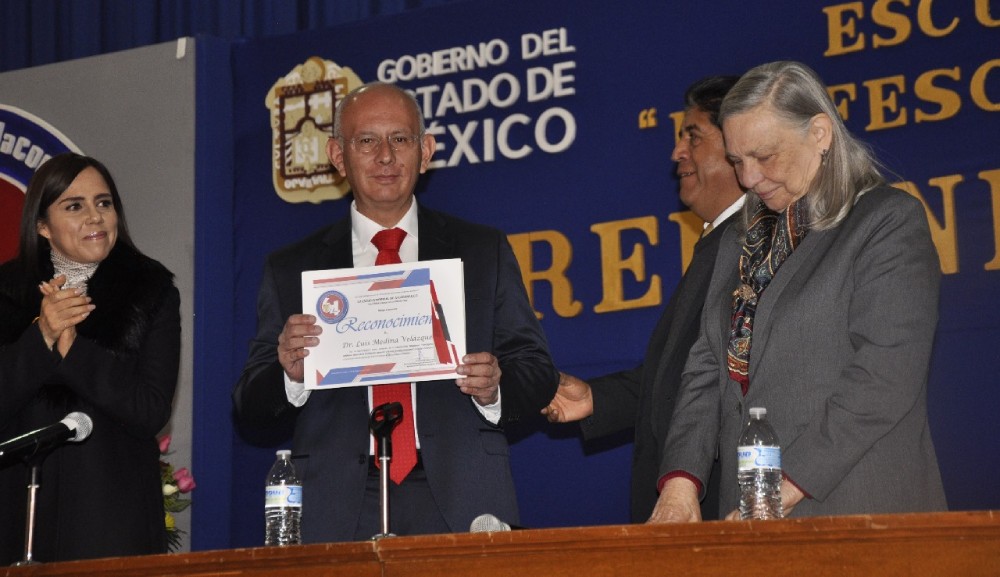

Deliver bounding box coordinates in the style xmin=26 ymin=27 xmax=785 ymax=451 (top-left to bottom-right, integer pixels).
xmin=0 ymin=412 xmax=94 ymax=467
xmin=469 ymin=513 xmax=526 ymax=532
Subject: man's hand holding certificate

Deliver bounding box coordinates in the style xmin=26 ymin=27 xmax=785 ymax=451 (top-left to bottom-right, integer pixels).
xmin=301 ymin=259 xmax=466 ymax=390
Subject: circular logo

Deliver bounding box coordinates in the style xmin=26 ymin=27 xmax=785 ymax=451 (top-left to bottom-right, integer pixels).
xmin=0 ymin=176 xmax=25 ymax=263
xmin=316 ymin=290 xmax=348 ymax=324
xmin=0 ymin=104 xmax=80 ymax=262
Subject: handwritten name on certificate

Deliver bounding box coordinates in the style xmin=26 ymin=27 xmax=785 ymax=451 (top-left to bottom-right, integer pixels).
xmin=301 ymin=258 xmax=466 ymax=390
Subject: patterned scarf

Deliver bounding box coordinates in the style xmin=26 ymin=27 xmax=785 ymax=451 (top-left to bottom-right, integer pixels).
xmin=727 ymin=199 xmax=807 ymax=395
xmin=50 ymin=249 xmax=99 ymax=295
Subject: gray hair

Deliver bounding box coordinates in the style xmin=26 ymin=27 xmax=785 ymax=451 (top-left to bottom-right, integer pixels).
xmin=720 ymin=61 xmax=885 ymax=230
xmin=332 ymin=81 xmax=426 ymax=140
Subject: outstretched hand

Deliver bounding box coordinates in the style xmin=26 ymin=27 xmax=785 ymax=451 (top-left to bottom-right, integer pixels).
xmin=541 ymin=372 xmax=594 ymax=423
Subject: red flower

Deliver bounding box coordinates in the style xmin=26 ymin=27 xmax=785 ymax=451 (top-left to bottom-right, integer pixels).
xmin=158 ymin=435 xmax=172 ymax=454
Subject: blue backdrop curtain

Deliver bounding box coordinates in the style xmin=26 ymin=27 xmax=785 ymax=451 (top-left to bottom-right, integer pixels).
xmin=1 ymin=0 xmax=459 ymax=73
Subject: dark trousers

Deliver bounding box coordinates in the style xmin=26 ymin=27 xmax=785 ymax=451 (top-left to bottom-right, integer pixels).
xmin=353 ymin=456 xmax=450 ymax=540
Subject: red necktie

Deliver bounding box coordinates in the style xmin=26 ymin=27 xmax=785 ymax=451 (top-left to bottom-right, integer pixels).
xmin=370 ymin=228 xmax=417 ymax=483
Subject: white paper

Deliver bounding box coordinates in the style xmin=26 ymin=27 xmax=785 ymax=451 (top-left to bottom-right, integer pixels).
xmin=301 ymin=258 xmax=466 ymax=390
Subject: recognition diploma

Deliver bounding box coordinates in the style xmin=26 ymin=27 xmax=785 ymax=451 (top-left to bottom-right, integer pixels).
xmin=301 ymin=258 xmax=466 ymax=390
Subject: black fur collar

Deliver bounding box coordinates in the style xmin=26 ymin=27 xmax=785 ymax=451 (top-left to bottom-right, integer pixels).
xmin=0 ymin=244 xmax=175 ymax=356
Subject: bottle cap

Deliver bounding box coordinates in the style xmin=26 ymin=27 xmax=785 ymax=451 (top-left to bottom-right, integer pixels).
xmin=276 ymin=449 xmax=292 ymax=458
xmin=749 ymin=407 xmax=766 ymax=418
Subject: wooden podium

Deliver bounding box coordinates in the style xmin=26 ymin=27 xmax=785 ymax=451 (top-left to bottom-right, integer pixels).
xmin=4 ymin=511 xmax=999 ymax=576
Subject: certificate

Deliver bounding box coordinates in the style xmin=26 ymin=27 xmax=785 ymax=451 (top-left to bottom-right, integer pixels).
xmin=301 ymin=258 xmax=466 ymax=390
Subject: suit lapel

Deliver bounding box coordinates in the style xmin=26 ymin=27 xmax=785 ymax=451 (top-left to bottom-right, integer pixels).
xmin=710 ymin=226 xmax=744 ymax=403
xmin=416 ymin=206 xmax=455 ymax=262
xmin=320 ymin=218 xmax=354 ymax=270
xmin=649 ymin=219 xmax=729 ymax=425
xmin=413 ymin=206 xmax=457 ymax=412
xmin=748 ymin=227 xmax=830 ymax=382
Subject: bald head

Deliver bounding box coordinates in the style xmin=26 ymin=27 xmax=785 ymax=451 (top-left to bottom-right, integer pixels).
xmin=334 ymin=82 xmax=425 ymax=139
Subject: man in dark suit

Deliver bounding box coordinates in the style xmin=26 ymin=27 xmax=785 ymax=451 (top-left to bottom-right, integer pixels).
xmin=233 ymin=82 xmax=558 ymax=542
xmin=542 ymin=76 xmax=744 ymax=522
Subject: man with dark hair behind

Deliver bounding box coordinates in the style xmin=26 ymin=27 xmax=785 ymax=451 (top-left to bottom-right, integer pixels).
xmin=543 ymin=76 xmax=744 ymax=522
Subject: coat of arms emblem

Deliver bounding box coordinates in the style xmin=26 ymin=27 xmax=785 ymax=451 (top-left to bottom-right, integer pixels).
xmin=266 ymin=57 xmax=362 ymax=203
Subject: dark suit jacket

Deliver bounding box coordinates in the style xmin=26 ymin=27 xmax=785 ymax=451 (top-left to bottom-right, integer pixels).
xmin=233 ymin=204 xmax=558 ymax=542
xmin=582 ymin=213 xmax=737 ymax=522
xmin=665 ymin=186 xmax=947 ymax=516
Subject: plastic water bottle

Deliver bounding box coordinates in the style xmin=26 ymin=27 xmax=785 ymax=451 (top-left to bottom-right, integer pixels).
xmin=264 ymin=449 xmax=302 ymax=545
xmin=737 ymin=407 xmax=783 ymax=520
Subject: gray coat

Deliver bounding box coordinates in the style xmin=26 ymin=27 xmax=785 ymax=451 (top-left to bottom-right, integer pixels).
xmin=662 ymin=185 xmax=947 ymax=516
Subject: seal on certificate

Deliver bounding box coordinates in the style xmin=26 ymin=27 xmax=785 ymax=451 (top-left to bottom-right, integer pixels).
xmin=316 ymin=290 xmax=349 ymax=324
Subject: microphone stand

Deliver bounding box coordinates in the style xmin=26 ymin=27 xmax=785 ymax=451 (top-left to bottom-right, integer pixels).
xmin=14 ymin=455 xmax=46 ymax=566
xmin=368 ymin=402 xmax=403 ymax=540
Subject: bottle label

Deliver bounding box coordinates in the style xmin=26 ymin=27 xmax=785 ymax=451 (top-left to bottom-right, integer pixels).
xmin=737 ymin=445 xmax=781 ymax=471
xmin=265 ymin=484 xmax=303 ymax=508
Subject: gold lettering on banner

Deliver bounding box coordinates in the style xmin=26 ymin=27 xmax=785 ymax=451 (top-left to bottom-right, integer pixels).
xmin=914 ymin=67 xmax=962 ymax=122
xmin=871 ymin=0 xmax=912 ymax=49
xmin=916 ymin=0 xmax=959 ymax=36
xmin=981 ymin=169 xmax=1000 ymax=271
xmin=824 ymin=2 xmax=866 ymax=56
xmin=897 ymin=175 xmax=962 ymax=274
xmin=507 ymin=230 xmax=582 ymax=319
xmin=826 ymin=0 xmax=963 ymax=53
xmin=971 ymin=59 xmax=1000 ymax=111
xmin=668 ymin=211 xmax=704 ymax=274
xmin=591 ymin=217 xmax=661 ymax=313
xmin=639 ymin=108 xmax=658 ymax=129
xmin=827 ymin=83 xmax=858 ymax=121
xmin=505 ymin=168 xmax=998 ymax=318
xmin=864 ymin=75 xmax=907 ymax=130
xmin=668 ymin=110 xmax=685 ymax=144
xmin=976 ymin=0 xmax=1000 ymax=26
xmin=819 ymin=60 xmax=998 ymax=131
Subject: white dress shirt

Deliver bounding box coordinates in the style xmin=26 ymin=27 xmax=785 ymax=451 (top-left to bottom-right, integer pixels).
xmin=703 ymin=194 xmax=746 ymax=236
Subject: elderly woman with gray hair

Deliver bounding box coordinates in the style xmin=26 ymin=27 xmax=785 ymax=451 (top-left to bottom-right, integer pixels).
xmin=650 ymin=61 xmax=946 ymax=522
